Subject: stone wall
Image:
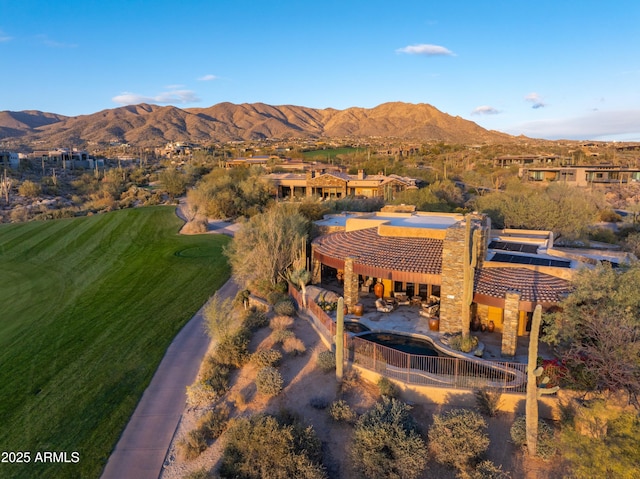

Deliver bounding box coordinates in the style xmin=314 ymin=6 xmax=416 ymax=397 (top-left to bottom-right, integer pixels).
xmin=501 ymin=291 xmax=521 ymax=356
xmin=439 ymin=223 xmax=467 ymax=333
xmin=343 ymin=257 xmax=359 ymax=313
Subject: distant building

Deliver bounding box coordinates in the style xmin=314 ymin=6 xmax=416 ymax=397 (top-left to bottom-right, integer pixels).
xmin=520 ymin=165 xmax=640 ymax=187
xmin=494 ymin=154 xmax=565 ymax=167
xmin=266 ymin=169 xmax=422 ymax=200
xmin=0 ymin=151 xmax=20 ymax=168
xmin=27 ymin=148 xmax=101 ymax=169
xmin=225 ymin=156 xmax=274 ymax=168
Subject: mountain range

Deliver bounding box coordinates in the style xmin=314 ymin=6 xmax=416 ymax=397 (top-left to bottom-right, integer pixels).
xmin=0 ymin=102 xmax=516 ymax=148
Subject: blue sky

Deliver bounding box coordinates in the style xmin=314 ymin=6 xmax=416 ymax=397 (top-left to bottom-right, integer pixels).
xmin=2 ymin=0 xmax=639 ymax=141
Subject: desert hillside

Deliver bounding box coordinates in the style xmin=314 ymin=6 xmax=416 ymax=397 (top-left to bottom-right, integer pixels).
xmin=0 ymin=102 xmax=515 ymax=147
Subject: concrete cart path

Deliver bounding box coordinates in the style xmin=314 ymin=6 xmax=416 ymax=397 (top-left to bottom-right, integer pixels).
xmin=100 ymin=277 xmax=239 ymax=479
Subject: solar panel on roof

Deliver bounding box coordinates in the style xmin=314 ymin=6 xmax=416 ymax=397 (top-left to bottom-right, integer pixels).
xmin=490 ymin=253 xmax=571 ymax=268
xmin=489 ymin=241 xmax=539 ymax=254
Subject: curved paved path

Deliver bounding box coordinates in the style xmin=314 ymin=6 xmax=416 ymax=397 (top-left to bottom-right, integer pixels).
xmin=101 ymin=206 xmax=237 ymax=479
xmin=101 ymin=278 xmax=238 ymax=479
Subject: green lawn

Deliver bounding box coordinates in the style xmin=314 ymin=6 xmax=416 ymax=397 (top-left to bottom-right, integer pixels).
xmin=0 ymin=206 xmax=231 ymax=479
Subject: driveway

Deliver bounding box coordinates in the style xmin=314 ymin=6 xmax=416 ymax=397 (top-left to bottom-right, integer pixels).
xmin=100 ymin=207 xmax=238 ymax=479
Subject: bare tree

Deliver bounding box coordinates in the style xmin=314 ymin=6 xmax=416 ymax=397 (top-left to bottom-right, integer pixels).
xmin=545 ymin=264 xmax=640 ymax=407
xmin=225 ymin=204 xmax=309 ymax=288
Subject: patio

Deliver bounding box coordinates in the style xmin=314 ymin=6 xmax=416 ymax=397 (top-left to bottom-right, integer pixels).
xmin=317 ymin=281 xmax=550 ymax=364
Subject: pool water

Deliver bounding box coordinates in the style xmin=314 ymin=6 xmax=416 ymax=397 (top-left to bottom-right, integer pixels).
xmin=359 ymin=332 xmax=440 ymax=357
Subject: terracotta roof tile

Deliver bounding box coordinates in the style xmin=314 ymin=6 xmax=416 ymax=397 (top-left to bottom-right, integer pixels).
xmin=475 ymin=268 xmax=572 ymax=303
xmin=312 ymin=227 xmax=443 ymax=275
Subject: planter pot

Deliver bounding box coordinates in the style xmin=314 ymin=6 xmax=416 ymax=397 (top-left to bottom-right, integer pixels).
xmin=373 ymin=282 xmax=384 ymax=299
xmin=487 ymin=320 xmax=495 ymax=333
xmin=470 ymin=317 xmax=481 ymax=332
xmin=428 ymin=317 xmax=440 ymax=332
xmin=353 ymin=303 xmax=364 ymax=316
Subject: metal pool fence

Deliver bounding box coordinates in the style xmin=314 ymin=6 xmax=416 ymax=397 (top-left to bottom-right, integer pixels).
xmin=289 ymin=285 xmax=526 ymax=393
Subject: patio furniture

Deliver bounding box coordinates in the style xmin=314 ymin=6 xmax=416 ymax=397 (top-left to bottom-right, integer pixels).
xmin=394 ymin=292 xmax=410 ymax=305
xmin=419 ymin=303 xmax=440 ymax=318
xmin=375 ymin=298 xmax=394 ymax=313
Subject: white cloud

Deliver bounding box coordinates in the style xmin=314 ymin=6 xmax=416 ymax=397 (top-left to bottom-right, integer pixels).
xmin=396 ymin=44 xmax=455 ymax=56
xmin=0 ymin=29 xmax=13 ymax=42
xmin=112 ymin=89 xmax=201 ymax=106
xmin=36 ymin=34 xmax=77 ymax=48
xmin=525 ymin=92 xmax=546 ymax=109
xmin=507 ymin=109 xmax=640 ymax=140
xmin=472 ymin=105 xmax=500 ymax=115
xmin=198 ymin=74 xmax=218 ymax=81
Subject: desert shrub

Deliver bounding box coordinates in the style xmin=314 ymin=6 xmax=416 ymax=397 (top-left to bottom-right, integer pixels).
xmin=509 ymin=415 xmax=556 ymax=460
xmin=377 ymin=377 xmax=399 ymax=398
xmin=328 ymin=399 xmax=357 ymax=423
xmin=588 ymin=227 xmax=618 ymax=244
xmin=282 ymin=336 xmax=306 ymax=355
xmin=429 ymin=408 xmax=489 ymax=472
xmin=351 ymin=397 xmax=427 ymax=479
xmin=199 ymin=358 xmax=231 ymax=397
xmin=266 ymin=290 xmax=286 ymax=305
xmin=241 ymin=309 xmax=268 ymax=331
xmin=186 ymin=381 xmax=220 ymax=408
xmin=338 ymin=369 xmax=361 ymax=395
xmin=558 ymin=410 xmax=640 ymax=479
xmin=272 ymin=328 xmax=295 ymax=344
xmin=229 ymin=390 xmax=247 ymax=408
xmin=255 ymin=366 xmax=284 ymax=396
xmin=185 ymin=467 xmax=213 ymax=479
xmin=470 ymin=460 xmax=512 ymax=479
xmin=309 ymin=396 xmax=330 ymax=410
xmin=251 ymin=348 xmax=282 ymax=368
xmin=220 ymin=414 xmax=326 ymax=479
xmin=273 ymin=298 xmax=296 ymax=316
xmin=177 ymin=429 xmax=208 ymax=460
xmin=215 ymin=327 xmax=251 ymax=368
xmin=449 ymin=333 xmax=479 ymax=353
xmin=182 ymin=218 xmax=208 ymax=234
xmin=557 ymin=399 xmax=577 ymax=427
xmin=270 ymin=315 xmax=294 ymax=330
xmin=474 ymin=388 xmax=502 ymax=417
xmin=10 ymin=207 xmax=29 ymax=223
xmin=316 ymin=350 xmax=336 ymax=373
xmin=203 ymin=293 xmax=234 ymax=340
xmin=18 ymin=179 xmax=42 ymax=198
xmin=197 ymin=404 xmax=230 ymax=441
xmin=598 ymin=209 xmax=622 ymax=223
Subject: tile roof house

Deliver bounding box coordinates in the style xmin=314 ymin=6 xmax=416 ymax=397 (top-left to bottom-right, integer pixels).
xmin=266 ymin=169 xmax=421 ymax=200
xmin=311 ymin=209 xmax=625 ymax=356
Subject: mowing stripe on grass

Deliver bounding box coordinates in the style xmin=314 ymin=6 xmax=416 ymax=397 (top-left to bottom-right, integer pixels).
xmin=0 ymin=206 xmax=231 ymax=479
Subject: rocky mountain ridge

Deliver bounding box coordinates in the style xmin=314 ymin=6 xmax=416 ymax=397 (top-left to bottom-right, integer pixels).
xmin=0 ymin=101 xmax=515 ymax=147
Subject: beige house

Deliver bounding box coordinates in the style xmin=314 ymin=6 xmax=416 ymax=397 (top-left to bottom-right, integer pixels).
xmin=311 ymin=209 xmax=627 ymax=356
xmin=520 ymin=165 xmax=640 ymax=186
xmin=267 ymin=170 xmax=421 ymax=200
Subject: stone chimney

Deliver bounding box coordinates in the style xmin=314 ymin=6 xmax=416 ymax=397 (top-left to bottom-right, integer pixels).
xmin=357 ymin=169 xmax=365 ymax=180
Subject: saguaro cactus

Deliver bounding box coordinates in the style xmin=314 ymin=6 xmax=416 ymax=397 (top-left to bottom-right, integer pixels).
xmin=1 ymin=169 xmax=12 ymax=204
xmin=526 ymin=305 xmax=559 ymax=456
xmin=336 ymin=297 xmax=344 ymax=383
